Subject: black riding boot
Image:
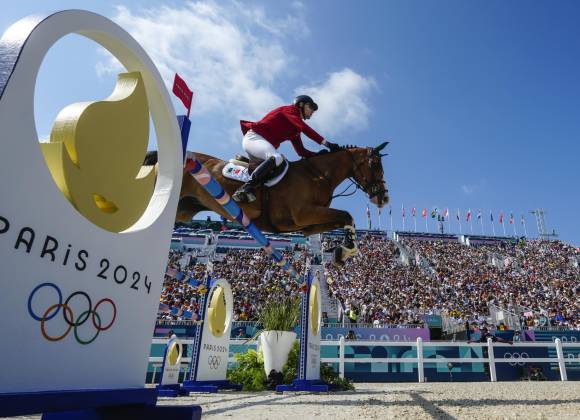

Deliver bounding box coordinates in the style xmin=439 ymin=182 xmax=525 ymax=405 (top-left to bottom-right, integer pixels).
xmin=232 ymin=157 xmax=277 ymax=203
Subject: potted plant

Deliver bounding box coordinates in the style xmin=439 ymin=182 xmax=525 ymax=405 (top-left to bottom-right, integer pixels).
xmin=258 ymin=295 xmax=300 ymax=376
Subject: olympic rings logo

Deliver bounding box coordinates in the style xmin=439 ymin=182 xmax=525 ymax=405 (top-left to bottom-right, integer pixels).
xmin=208 ymin=355 xmax=221 ymax=369
xmin=503 ymin=352 xmax=529 ymax=366
xmin=27 ymin=282 xmax=116 ymax=345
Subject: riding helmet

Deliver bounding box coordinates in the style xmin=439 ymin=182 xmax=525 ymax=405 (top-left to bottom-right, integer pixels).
xmin=294 ymin=95 xmax=318 ymax=111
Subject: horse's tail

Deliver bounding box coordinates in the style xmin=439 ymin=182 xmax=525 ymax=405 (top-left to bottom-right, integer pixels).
xmin=143 ymin=150 xmax=158 ymax=166
xmin=143 ymin=150 xmax=215 ymax=220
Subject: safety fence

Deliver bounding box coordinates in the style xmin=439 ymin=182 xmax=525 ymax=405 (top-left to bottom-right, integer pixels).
xmin=147 ymin=337 xmax=580 ymax=383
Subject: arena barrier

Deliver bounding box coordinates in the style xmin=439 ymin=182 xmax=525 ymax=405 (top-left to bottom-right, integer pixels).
xmin=148 ymin=337 xmax=580 ymax=383
xmin=0 ymin=10 xmax=200 ymax=418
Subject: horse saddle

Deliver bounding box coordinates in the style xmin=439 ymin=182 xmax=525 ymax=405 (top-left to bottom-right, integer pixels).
xmin=222 ymin=154 xmax=289 ymax=187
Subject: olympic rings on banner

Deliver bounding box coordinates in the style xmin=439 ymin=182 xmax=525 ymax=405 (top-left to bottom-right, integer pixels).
xmin=75 ymin=310 xmax=101 ymax=345
xmin=28 ymin=282 xmax=62 ymax=321
xmin=208 ymin=355 xmax=221 ymax=369
xmin=27 ymin=282 xmax=116 ymax=345
xmin=93 ymin=298 xmax=116 ymax=331
xmin=41 ymin=303 xmax=73 ymax=341
xmin=504 ymin=352 xmax=529 ymax=366
xmin=64 ymin=291 xmax=92 ymax=326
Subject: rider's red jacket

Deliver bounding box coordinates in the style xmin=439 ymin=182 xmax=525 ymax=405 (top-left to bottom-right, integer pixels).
xmin=240 ymin=104 xmax=324 ymax=158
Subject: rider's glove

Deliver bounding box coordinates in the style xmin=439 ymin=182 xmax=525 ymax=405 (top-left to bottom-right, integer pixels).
xmin=324 ymin=140 xmax=341 ymax=152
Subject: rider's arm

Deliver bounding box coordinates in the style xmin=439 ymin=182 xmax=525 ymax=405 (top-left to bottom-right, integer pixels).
xmin=290 ymin=134 xmax=316 ymax=158
xmin=283 ymin=107 xmax=325 ymax=144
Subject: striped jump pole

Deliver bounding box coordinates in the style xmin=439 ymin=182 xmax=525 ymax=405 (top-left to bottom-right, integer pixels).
xmin=176 ymin=115 xmax=303 ymax=287
xmin=185 ymin=158 xmax=303 ymax=285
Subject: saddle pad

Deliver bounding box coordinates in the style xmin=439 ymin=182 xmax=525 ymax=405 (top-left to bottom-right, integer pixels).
xmin=222 ymin=161 xmax=288 ymax=187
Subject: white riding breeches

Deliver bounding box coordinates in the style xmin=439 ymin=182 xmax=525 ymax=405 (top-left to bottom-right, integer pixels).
xmin=242 ymin=130 xmax=284 ymax=166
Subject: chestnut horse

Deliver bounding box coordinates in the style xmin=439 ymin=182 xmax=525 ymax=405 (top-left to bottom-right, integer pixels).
xmin=161 ymin=143 xmax=389 ymax=264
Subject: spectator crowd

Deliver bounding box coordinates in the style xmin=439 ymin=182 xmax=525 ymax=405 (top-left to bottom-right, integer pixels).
xmin=158 ymin=231 xmax=579 ymax=331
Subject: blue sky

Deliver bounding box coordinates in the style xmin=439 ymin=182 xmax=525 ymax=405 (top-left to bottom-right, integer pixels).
xmin=2 ymin=1 xmax=579 ymax=245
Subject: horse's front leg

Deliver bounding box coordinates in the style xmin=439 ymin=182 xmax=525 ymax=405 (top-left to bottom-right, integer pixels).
xmin=292 ymin=206 xmax=357 ymax=265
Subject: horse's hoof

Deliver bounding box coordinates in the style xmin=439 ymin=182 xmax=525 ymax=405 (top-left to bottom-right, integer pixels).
xmin=340 ymin=245 xmax=358 ymax=261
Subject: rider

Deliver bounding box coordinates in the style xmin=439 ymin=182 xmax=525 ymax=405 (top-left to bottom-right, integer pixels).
xmin=232 ymin=95 xmax=340 ymax=203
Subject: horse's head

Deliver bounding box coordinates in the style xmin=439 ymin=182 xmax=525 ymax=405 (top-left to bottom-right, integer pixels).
xmin=347 ymin=142 xmax=389 ymax=208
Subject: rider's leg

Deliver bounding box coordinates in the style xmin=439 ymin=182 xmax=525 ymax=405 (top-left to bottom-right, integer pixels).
xmin=242 ymin=130 xmax=284 ymax=166
xmin=233 ymin=130 xmax=283 ymax=203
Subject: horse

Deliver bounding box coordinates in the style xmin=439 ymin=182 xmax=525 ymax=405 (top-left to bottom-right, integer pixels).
xmin=147 ymin=143 xmax=389 ymax=265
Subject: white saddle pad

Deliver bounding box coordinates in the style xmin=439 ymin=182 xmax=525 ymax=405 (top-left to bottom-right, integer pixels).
xmin=222 ymin=161 xmax=288 ymax=187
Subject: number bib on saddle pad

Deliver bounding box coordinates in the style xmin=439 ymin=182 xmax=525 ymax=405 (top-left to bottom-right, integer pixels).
xmin=222 ymin=160 xmax=289 ymax=187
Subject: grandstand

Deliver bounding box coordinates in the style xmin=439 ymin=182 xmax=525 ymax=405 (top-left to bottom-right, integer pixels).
xmin=158 ymin=223 xmax=580 ymax=337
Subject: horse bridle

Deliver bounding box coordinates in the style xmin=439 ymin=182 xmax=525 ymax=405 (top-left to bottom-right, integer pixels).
xmin=344 ymin=148 xmax=387 ymax=204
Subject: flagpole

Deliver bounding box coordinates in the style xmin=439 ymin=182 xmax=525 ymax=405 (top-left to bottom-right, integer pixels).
xmin=502 ymin=217 xmax=506 ymax=236
xmin=402 ymin=204 xmax=405 ymax=232
xmin=479 ymin=213 xmax=484 ymax=235
xmin=425 ymin=215 xmax=428 ymax=233
xmin=390 ymin=209 xmax=393 ymax=233
xmin=414 ymin=214 xmax=417 ymax=233
xmin=491 ymin=211 xmax=496 ymax=236
xmin=512 ymin=213 xmax=517 ymax=236
xmin=469 ymin=209 xmax=473 ymax=234
xmin=522 ymin=217 xmax=528 ymax=237
xmin=378 ymin=209 xmax=382 ymax=231
xmin=457 ymin=209 xmax=462 ymax=235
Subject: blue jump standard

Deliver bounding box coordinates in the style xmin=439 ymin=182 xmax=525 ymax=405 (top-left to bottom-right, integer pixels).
xmin=156 ymin=383 xmax=191 ymax=397
xmin=276 ymin=379 xmax=330 ymax=393
xmin=0 ymin=388 xmax=201 ymax=419
xmin=181 ymin=379 xmax=242 ymax=393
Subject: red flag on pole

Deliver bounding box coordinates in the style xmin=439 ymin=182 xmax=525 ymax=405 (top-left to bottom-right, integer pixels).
xmin=172 ymin=73 xmax=193 ymax=117
xmin=499 ymin=212 xmax=504 ymax=224
xmin=421 ymin=208 xmax=427 ymax=218
xmin=466 ymin=209 xmax=472 ymax=222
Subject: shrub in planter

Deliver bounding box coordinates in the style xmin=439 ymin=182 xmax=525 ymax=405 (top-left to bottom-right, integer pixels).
xmin=227 ymin=341 xmax=355 ymax=391
xmin=258 ymin=295 xmax=300 ymax=375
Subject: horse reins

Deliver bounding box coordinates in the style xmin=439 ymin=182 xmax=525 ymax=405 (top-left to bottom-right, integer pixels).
xmin=308 ymin=148 xmax=386 ymax=203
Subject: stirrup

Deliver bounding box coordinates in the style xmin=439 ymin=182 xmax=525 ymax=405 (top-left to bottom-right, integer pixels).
xmin=232 ymin=187 xmax=256 ymax=203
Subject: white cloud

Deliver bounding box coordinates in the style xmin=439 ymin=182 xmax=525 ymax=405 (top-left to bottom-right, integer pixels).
xmin=295 ymin=68 xmax=376 ymax=138
xmin=96 ymin=2 xmax=375 ymax=148
xmin=97 ymin=1 xmax=307 ymax=119
xmin=461 ymin=179 xmax=487 ymax=195
xmin=462 ymin=184 xmax=476 ymax=194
